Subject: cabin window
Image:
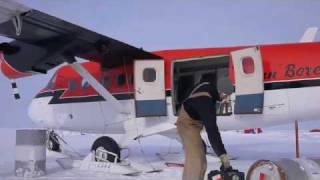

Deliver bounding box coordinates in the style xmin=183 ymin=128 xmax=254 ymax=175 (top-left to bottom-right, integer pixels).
xmin=47 ymin=73 xmax=56 ymax=89
xmin=68 ymin=80 xmax=77 ymax=91
xmin=81 ymin=79 xmax=90 ymax=89
xmin=117 ymin=74 xmax=126 ymax=86
xmin=129 ymin=75 xmax=134 ymax=84
xmin=102 ymin=76 xmax=111 ymax=88
xmin=242 ymin=57 xmax=255 ymax=74
xmin=143 ymin=68 xmax=156 ymax=82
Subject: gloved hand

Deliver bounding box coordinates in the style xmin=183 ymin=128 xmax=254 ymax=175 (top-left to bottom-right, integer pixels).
xmin=220 ymin=165 xmax=233 ymax=173
xmin=219 ymin=92 xmax=227 ymax=101
xmin=219 ymin=154 xmax=231 ymax=169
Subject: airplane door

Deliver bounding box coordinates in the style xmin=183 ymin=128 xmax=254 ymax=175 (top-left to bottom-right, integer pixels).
xmin=231 ymin=47 xmax=264 ymax=114
xmin=134 ymin=60 xmax=167 ymax=117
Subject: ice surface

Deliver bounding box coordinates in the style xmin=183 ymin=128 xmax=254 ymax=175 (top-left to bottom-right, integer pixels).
xmin=1 ymin=124 xmax=320 ymax=180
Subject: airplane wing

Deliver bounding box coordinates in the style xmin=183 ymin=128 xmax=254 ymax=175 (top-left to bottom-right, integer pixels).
xmin=0 ymin=1 xmax=160 ymax=76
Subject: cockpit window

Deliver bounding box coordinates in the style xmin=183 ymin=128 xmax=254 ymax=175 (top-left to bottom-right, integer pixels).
xmin=68 ymin=80 xmax=77 ymax=91
xmin=81 ymin=79 xmax=90 ymax=89
xmin=46 ymin=73 xmax=57 ymax=89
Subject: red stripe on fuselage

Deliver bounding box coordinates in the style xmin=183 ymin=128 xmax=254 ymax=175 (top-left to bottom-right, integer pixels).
xmin=41 ymin=42 xmax=320 ymax=99
xmin=258 ymin=42 xmax=320 ymax=83
xmin=156 ymin=42 xmax=320 ymax=86
xmin=40 ymin=62 xmax=134 ymax=99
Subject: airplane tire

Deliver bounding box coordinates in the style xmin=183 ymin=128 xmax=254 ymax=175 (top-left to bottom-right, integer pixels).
xmin=91 ymin=136 xmax=121 ymax=163
xmin=47 ymin=135 xmax=61 ymax=152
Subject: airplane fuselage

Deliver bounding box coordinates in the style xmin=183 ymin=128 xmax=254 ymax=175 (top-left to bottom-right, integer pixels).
xmin=27 ymin=42 xmax=320 ymax=139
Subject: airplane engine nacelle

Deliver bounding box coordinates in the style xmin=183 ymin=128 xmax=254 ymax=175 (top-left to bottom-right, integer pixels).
xmin=0 ymin=52 xmax=33 ymax=79
xmin=0 ymin=41 xmax=63 ymax=79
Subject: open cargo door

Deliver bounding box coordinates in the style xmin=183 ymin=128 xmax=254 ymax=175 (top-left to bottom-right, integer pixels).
xmin=231 ymin=47 xmax=264 ymax=114
xmin=134 ymin=60 xmax=167 ymax=117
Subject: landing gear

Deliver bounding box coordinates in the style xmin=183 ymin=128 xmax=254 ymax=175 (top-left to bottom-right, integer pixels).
xmin=91 ymin=136 xmax=121 ymax=163
xmin=47 ymin=131 xmax=61 ymax=152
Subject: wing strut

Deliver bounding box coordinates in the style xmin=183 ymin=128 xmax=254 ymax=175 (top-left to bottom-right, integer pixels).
xmin=12 ymin=14 xmax=22 ymax=36
xmin=66 ymin=56 xmax=128 ymax=115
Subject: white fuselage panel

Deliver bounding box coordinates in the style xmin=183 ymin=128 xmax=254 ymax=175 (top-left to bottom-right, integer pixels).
xmin=28 ymin=87 xmax=320 ymax=139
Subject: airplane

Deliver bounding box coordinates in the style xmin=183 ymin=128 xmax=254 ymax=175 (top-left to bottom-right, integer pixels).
xmin=0 ymin=1 xmax=320 ymax=162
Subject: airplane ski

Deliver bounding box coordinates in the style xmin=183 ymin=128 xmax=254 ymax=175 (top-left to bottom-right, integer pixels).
xmin=56 ymin=151 xmax=162 ymax=176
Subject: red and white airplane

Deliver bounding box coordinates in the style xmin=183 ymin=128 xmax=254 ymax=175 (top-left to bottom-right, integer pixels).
xmin=0 ymin=1 xmax=319 ymax=159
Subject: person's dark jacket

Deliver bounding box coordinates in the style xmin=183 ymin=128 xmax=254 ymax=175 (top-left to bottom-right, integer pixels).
xmin=182 ymin=82 xmax=227 ymax=156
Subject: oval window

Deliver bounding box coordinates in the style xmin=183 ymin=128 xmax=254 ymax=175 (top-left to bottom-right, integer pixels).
xmin=102 ymin=76 xmax=111 ymax=88
xmin=143 ymin=68 xmax=156 ymax=82
xmin=129 ymin=75 xmax=134 ymax=84
xmin=117 ymin=74 xmax=126 ymax=86
xmin=47 ymin=73 xmax=56 ymax=89
xmin=68 ymin=80 xmax=77 ymax=91
xmin=242 ymin=57 xmax=255 ymax=74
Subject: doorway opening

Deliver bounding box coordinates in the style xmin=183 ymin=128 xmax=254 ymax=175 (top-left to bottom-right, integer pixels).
xmin=171 ymin=55 xmax=234 ymax=116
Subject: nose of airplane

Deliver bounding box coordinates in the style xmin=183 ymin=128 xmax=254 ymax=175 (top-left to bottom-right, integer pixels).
xmin=28 ymin=95 xmax=53 ymax=127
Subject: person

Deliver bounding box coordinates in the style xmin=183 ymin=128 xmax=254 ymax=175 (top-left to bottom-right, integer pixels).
xmin=175 ymin=73 xmax=231 ymax=180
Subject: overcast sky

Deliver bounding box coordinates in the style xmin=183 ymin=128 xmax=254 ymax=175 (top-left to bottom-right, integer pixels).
xmin=1 ymin=0 xmax=320 ymax=128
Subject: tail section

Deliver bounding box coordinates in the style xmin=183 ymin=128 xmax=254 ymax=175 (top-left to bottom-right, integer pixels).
xmin=300 ymin=27 xmax=318 ymax=42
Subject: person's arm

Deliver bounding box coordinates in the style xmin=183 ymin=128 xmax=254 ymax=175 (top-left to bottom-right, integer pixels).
xmin=210 ymin=86 xmax=222 ymax=101
xmin=197 ymin=91 xmax=230 ymax=169
xmin=210 ymin=85 xmax=227 ymax=102
xmin=219 ymin=92 xmax=227 ymax=102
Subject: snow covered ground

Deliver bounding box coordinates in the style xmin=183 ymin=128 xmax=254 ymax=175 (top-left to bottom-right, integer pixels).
xmin=1 ymin=122 xmax=320 ymax=180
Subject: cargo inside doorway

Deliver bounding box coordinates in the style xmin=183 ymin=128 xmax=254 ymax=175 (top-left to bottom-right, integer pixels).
xmin=171 ymin=55 xmax=234 ymax=116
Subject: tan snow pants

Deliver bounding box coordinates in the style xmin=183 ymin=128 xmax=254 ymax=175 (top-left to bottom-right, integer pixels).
xmin=176 ymin=106 xmax=207 ymax=180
